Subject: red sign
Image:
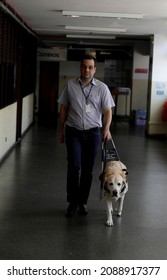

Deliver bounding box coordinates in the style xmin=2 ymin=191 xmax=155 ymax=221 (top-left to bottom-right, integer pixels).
xmin=135 ymin=68 xmax=148 ymax=73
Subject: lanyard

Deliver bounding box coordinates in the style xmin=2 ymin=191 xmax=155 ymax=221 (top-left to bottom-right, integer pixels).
xmin=80 ymin=82 xmax=93 ymax=104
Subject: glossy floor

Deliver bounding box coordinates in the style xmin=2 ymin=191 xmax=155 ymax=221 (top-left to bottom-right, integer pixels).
xmin=0 ymin=122 xmax=167 ymax=260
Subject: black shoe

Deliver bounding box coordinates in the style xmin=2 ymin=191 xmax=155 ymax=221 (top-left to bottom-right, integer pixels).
xmin=66 ymin=203 xmax=78 ymax=217
xmin=78 ymin=204 xmax=88 ymax=215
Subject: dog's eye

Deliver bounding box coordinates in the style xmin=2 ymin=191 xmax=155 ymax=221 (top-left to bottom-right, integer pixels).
xmin=117 ymin=183 xmax=121 ymax=186
xmin=109 ymin=182 xmax=113 ymax=186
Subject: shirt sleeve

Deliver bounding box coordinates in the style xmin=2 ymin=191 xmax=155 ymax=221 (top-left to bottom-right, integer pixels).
xmin=57 ymin=83 xmax=68 ymax=106
xmin=101 ymin=84 xmax=115 ymax=110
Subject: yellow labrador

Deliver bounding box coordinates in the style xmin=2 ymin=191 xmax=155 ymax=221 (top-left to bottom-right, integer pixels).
xmin=101 ymin=161 xmax=128 ymax=226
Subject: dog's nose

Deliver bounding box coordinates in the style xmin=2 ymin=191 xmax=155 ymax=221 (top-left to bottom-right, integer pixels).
xmin=113 ymin=190 xmax=117 ymax=197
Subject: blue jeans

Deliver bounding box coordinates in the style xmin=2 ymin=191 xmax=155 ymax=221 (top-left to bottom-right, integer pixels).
xmin=65 ymin=125 xmax=101 ymax=204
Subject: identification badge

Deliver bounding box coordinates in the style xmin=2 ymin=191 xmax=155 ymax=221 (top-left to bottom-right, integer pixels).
xmin=85 ymin=103 xmax=91 ymax=112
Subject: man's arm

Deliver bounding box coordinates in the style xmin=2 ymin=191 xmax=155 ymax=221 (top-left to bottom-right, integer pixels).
xmin=58 ymin=104 xmax=69 ymax=143
xmin=102 ymin=108 xmax=112 ymax=141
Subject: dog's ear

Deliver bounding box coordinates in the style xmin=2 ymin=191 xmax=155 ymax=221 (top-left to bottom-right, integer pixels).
xmin=102 ymin=177 xmax=108 ymax=188
xmin=122 ymin=168 xmax=128 ymax=175
xmin=104 ymin=182 xmax=110 ymax=194
xmin=121 ymin=181 xmax=126 ymax=193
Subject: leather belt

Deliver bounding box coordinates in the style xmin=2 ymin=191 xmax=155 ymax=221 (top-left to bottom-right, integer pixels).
xmin=66 ymin=125 xmax=99 ymax=132
xmin=82 ymin=127 xmax=99 ymax=132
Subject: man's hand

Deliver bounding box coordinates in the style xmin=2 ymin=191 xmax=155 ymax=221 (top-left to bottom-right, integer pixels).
xmin=102 ymin=128 xmax=112 ymax=141
xmin=58 ymin=104 xmax=68 ymax=144
xmin=102 ymin=108 xmax=112 ymax=141
xmin=59 ymin=131 xmax=65 ymax=143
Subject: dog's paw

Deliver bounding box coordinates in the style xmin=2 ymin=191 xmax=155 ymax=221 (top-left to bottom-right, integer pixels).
xmin=106 ymin=220 xmax=113 ymax=226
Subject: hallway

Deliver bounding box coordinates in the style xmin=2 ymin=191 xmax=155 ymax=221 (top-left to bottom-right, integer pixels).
xmin=0 ymin=121 xmax=167 ymax=260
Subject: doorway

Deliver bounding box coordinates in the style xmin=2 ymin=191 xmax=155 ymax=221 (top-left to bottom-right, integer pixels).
xmin=38 ymin=61 xmax=59 ymax=125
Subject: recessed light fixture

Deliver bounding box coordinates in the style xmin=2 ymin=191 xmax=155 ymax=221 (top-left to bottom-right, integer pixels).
xmin=62 ymin=11 xmax=143 ymax=19
xmin=65 ymin=26 xmax=126 ymax=33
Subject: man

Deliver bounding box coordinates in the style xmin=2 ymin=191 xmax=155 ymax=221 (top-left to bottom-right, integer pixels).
xmin=58 ymin=54 xmax=115 ymax=217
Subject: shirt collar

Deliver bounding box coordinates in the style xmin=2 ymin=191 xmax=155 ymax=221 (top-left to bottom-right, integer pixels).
xmin=78 ymin=77 xmax=96 ymax=86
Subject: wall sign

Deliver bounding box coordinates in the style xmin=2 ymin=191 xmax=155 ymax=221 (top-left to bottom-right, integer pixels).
xmin=37 ymin=48 xmax=67 ymax=61
xmin=135 ymin=68 xmax=148 ymax=73
xmin=154 ymin=82 xmax=167 ymax=97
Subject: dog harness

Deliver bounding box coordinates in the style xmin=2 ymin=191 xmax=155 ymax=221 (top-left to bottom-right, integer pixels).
xmin=99 ymin=138 xmax=128 ymax=199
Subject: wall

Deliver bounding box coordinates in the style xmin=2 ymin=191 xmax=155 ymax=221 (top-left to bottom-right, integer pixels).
xmin=0 ymin=93 xmax=34 ymax=162
xmin=21 ymin=93 xmax=34 ymax=134
xmin=147 ymin=34 xmax=167 ymax=135
xmin=132 ymin=43 xmax=149 ymax=111
xmin=0 ymin=104 xmax=17 ymax=162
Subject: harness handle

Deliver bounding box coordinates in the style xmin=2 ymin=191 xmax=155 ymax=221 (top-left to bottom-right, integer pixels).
xmin=102 ymin=138 xmax=120 ymax=169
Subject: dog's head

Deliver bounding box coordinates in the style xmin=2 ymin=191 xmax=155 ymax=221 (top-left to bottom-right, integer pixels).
xmin=103 ymin=173 xmax=128 ymax=201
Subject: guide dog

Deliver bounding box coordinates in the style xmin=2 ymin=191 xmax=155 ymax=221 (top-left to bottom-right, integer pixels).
xmin=100 ymin=161 xmax=128 ymax=226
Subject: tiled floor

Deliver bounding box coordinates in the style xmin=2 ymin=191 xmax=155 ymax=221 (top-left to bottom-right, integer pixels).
xmin=0 ymin=121 xmax=167 ymax=260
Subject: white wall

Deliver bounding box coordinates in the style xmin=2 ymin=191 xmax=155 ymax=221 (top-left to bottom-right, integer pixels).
xmin=0 ymin=103 xmax=17 ymax=161
xmin=21 ymin=93 xmax=34 ymax=134
xmin=147 ymin=34 xmax=167 ymax=135
xmin=132 ymin=43 xmax=149 ymax=111
xmin=0 ymin=94 xmax=34 ymax=162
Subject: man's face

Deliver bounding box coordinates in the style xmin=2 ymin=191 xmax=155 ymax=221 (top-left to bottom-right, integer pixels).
xmin=80 ymin=59 xmax=96 ymax=81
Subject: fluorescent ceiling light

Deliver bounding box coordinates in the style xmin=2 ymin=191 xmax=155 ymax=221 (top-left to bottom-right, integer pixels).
xmin=66 ymin=35 xmax=115 ymax=39
xmin=100 ymin=51 xmax=111 ymax=55
xmin=65 ymin=26 xmax=126 ymax=33
xmin=63 ymin=11 xmax=143 ymax=19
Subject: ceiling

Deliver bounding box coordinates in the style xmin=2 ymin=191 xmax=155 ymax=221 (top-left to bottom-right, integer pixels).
xmin=3 ymin=0 xmax=167 ymax=50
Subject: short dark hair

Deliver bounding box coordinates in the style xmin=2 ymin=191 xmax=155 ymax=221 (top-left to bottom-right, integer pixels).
xmin=80 ymin=54 xmax=97 ymax=67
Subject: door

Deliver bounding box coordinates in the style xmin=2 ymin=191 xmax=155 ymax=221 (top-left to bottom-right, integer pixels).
xmin=38 ymin=61 xmax=59 ymax=125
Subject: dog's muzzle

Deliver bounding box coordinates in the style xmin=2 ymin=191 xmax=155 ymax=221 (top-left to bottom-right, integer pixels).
xmin=112 ymin=190 xmax=118 ymax=197
xmin=104 ymin=186 xmax=118 ymax=198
